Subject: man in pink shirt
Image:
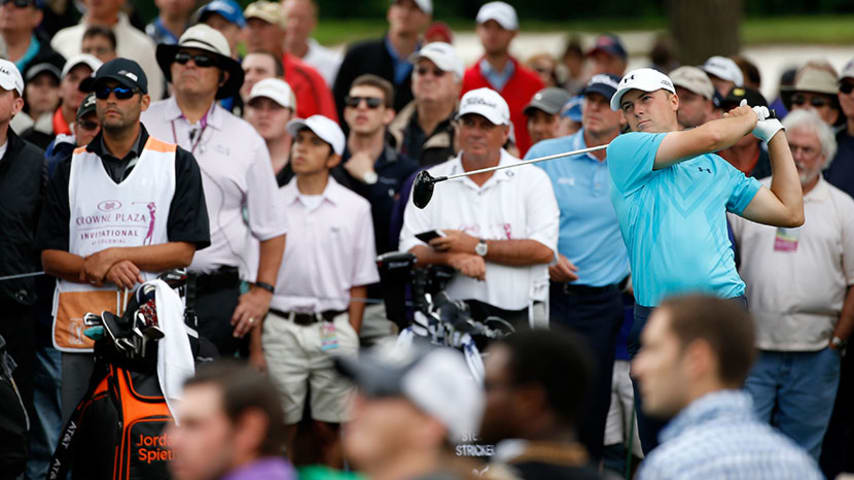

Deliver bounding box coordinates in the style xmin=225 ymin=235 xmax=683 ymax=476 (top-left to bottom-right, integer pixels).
xmin=255 ymin=115 xmax=379 ymax=468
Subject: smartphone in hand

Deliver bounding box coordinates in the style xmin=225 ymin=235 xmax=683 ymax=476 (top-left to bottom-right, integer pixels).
xmin=415 ymin=230 xmax=445 ymax=244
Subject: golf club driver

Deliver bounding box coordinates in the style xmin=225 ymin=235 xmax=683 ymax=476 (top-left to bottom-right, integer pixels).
xmin=412 ymin=144 xmax=608 ymax=209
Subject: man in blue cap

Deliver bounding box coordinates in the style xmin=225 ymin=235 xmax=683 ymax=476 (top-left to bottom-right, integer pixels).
xmin=195 ymin=0 xmax=246 ymax=60
xmin=524 ymin=73 xmax=627 ymax=461
xmin=587 ymin=33 xmax=627 ymax=78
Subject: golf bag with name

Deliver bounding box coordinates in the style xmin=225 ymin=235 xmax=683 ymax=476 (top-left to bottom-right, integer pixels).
xmin=49 ymin=274 xmax=211 ymax=480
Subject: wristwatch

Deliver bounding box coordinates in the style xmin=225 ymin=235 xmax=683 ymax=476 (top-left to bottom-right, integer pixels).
xmin=362 ymin=171 xmax=378 ymax=185
xmin=475 ymin=239 xmax=488 ymax=257
xmin=254 ymin=281 xmax=275 ymax=294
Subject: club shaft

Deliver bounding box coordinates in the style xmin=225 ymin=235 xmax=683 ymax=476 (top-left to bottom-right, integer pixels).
xmin=441 ymin=144 xmax=609 ymax=181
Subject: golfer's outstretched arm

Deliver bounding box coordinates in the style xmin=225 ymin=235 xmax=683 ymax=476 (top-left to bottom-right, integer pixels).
xmin=740 ymin=132 xmax=804 ymax=227
xmin=654 ymin=105 xmax=758 ymax=169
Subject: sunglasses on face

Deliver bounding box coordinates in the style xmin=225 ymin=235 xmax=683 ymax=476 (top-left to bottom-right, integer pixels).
xmin=415 ymin=67 xmax=446 ymax=78
xmin=1 ymin=0 xmax=35 ymax=8
xmin=791 ymin=94 xmax=831 ymax=108
xmin=174 ymin=52 xmax=217 ymax=68
xmin=840 ymin=82 xmax=854 ymax=95
xmin=95 ymin=85 xmax=137 ymax=100
xmin=77 ymin=120 xmax=99 ymax=131
xmin=344 ymin=96 xmax=383 ymax=109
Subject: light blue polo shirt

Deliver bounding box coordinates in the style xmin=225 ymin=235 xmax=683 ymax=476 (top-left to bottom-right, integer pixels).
xmin=527 ymin=129 xmax=629 ymax=287
xmin=607 ymin=132 xmax=761 ymax=307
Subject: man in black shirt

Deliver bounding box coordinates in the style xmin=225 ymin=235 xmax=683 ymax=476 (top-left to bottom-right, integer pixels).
xmin=481 ymin=329 xmax=605 ymax=479
xmin=36 ymin=58 xmax=210 ymax=420
xmin=335 ymin=74 xmax=417 ymax=342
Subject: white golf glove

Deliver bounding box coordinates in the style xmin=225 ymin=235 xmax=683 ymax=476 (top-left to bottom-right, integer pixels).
xmin=740 ymin=99 xmax=784 ymax=142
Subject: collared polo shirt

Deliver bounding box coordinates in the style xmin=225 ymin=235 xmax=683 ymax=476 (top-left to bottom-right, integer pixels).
xmin=141 ymin=97 xmax=287 ymax=279
xmin=400 ymin=149 xmax=559 ymax=310
xmin=607 ymin=132 xmax=761 ymax=307
xmin=271 ymin=177 xmax=379 ymax=313
xmin=479 ymin=58 xmax=515 ymax=92
xmin=730 ymin=176 xmax=854 ymax=351
xmin=526 ymin=129 xmax=629 ymax=287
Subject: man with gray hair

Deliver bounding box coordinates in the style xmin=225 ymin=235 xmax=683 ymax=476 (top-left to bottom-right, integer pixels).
xmin=730 ymin=109 xmax=854 ymax=460
xmin=388 ymin=41 xmax=462 ymax=167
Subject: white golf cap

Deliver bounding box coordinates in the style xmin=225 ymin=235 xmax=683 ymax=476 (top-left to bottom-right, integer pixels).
xmin=702 ymin=55 xmax=744 ymax=87
xmin=409 ymin=42 xmax=464 ymax=78
xmin=0 ymin=60 xmax=24 ymax=96
xmin=457 ymin=87 xmax=511 ymax=126
xmin=335 ymin=343 xmax=484 ymax=443
xmin=476 ymin=1 xmax=518 ymax=30
xmin=394 ymin=0 xmax=432 ymax=15
xmin=286 ymin=115 xmax=345 ymax=155
xmin=840 ymin=58 xmax=854 ymax=80
xmin=249 ymin=78 xmax=296 ymax=110
xmin=610 ymin=68 xmax=676 ymax=111
xmin=61 ymin=54 xmax=103 ymax=79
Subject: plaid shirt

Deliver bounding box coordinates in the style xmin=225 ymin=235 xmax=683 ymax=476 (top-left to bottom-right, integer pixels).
xmin=638 ymin=390 xmax=822 ymax=480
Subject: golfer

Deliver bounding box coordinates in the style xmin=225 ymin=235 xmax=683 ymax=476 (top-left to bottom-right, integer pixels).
xmin=607 ymin=68 xmax=803 ymax=451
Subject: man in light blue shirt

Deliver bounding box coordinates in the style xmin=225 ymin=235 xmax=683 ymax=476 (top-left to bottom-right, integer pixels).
xmin=633 ymin=295 xmax=822 ymax=479
xmin=525 ymin=73 xmax=627 ymax=461
xmin=609 ymin=67 xmax=804 ymax=452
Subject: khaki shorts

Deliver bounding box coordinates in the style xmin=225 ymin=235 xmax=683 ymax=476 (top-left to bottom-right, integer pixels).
xmin=262 ymin=311 xmax=359 ymax=424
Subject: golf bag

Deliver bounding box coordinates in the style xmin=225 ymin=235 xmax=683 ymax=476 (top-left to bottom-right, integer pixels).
xmin=49 ymin=274 xmax=211 ymax=480
xmin=0 ymin=334 xmax=28 ymax=480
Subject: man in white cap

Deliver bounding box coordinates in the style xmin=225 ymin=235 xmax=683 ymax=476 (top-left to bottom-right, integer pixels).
xmin=142 ymin=25 xmax=287 ymax=359
xmin=261 ymin=115 xmax=378 ymax=467
xmin=336 ymin=342 xmax=484 ymax=480
xmin=282 ymin=0 xmax=342 ymax=87
xmin=400 ymin=87 xmax=559 ymax=327
xmin=828 ymin=58 xmax=854 ymax=198
xmin=702 ymin=55 xmax=744 ymax=97
xmin=608 ymin=67 xmax=804 ymax=452
xmin=0 ymin=58 xmax=47 ymax=427
xmin=244 ymin=77 xmax=296 ymax=181
xmin=388 ymin=41 xmax=463 ymax=167
xmin=462 ymin=1 xmax=544 ymax=156
xmin=670 ymin=65 xmax=717 ymax=129
xmin=53 ymin=54 xmax=102 ymax=138
xmin=333 ymin=0 xmax=432 ymax=119
xmin=51 ymin=0 xmax=164 ymax=100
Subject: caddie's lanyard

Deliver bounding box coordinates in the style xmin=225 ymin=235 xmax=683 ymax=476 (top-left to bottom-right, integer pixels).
xmin=170 ymin=108 xmax=210 ymax=155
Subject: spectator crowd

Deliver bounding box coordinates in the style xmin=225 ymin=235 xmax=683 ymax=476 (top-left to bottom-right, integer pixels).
xmin=0 ymin=0 xmax=853 ymax=479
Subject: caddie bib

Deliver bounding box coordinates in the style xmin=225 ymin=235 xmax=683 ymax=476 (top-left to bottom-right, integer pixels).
xmin=53 ymin=137 xmax=177 ymax=352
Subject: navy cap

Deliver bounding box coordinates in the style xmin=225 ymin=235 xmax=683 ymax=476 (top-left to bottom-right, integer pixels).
xmin=81 ymin=58 xmax=148 ymax=95
xmin=721 ymin=86 xmax=768 ymax=110
xmin=587 ymin=33 xmax=627 ymax=61
xmin=76 ymin=93 xmax=97 ymax=118
xmin=196 ymin=0 xmax=246 ymax=28
xmin=581 ymin=73 xmax=621 ymax=100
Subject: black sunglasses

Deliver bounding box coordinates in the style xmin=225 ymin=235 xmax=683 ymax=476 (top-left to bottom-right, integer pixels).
xmin=95 ymin=85 xmax=137 ymax=100
xmin=345 ymin=96 xmax=383 ymax=109
xmin=77 ymin=120 xmax=99 ymax=131
xmin=791 ymin=94 xmax=831 ymax=108
xmin=840 ymin=82 xmax=854 ymax=95
xmin=174 ymin=52 xmax=217 ymax=68
xmin=415 ymin=66 xmax=446 ymax=77
xmin=1 ymin=0 xmax=35 ymax=8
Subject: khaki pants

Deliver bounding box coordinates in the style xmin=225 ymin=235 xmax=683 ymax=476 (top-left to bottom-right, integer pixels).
xmin=262 ymin=311 xmax=359 ymax=424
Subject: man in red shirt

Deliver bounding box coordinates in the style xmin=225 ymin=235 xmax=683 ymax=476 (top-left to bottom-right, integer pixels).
xmin=461 ymin=1 xmax=543 ymax=156
xmin=243 ymin=1 xmax=337 ymax=121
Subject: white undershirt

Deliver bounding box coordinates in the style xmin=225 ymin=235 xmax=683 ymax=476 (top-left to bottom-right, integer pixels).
xmin=298 ymin=193 xmax=324 ymax=211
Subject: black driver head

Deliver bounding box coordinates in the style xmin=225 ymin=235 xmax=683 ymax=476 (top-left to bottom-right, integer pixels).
xmin=412 ymin=170 xmax=436 ymax=209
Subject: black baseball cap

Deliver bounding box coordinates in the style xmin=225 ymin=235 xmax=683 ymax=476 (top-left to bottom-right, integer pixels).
xmin=80 ymin=58 xmax=148 ymax=95
xmin=721 ymin=86 xmax=768 ymax=110
xmin=76 ymin=93 xmax=97 ymax=119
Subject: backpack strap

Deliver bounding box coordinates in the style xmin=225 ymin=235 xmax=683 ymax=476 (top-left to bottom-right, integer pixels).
xmin=47 ymin=361 xmax=111 ymax=480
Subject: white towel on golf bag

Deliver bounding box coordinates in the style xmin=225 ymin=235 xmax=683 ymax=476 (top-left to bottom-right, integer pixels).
xmin=151 ymin=279 xmax=194 ymax=423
